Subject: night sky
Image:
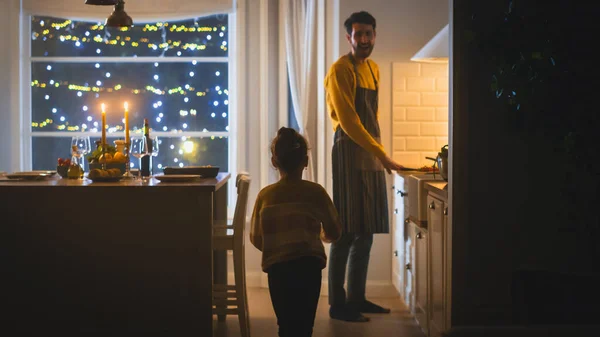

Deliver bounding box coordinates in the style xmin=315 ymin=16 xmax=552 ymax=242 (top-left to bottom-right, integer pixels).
xmin=30 ymin=15 xmax=230 ymax=171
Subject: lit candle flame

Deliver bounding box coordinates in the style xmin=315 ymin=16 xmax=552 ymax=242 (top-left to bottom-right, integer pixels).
xmin=124 ymin=102 xmax=128 ymax=110
xmin=101 ymin=103 xmax=106 ymax=113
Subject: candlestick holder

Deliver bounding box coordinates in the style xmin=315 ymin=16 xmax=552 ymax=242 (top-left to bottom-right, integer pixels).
xmin=122 ymin=142 xmax=135 ymax=180
xmin=101 ymin=142 xmax=107 ymax=171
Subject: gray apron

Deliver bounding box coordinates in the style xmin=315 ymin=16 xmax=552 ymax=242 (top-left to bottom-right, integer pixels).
xmin=332 ymin=54 xmax=389 ymax=234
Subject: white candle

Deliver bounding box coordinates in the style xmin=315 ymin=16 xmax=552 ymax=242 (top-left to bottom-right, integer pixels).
xmin=101 ymin=103 xmax=106 ymax=150
xmin=124 ymin=102 xmax=129 ymax=143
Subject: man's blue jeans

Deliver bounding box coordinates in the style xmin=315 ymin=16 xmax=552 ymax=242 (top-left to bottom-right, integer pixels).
xmin=328 ymin=232 xmax=374 ymax=307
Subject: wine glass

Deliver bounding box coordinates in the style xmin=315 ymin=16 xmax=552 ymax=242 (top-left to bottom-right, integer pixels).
xmin=71 ymin=136 xmax=91 ymax=171
xmin=149 ymin=136 xmax=159 ymax=180
xmin=150 ymin=136 xmax=159 ymax=158
xmin=130 ymin=136 xmax=148 ymax=180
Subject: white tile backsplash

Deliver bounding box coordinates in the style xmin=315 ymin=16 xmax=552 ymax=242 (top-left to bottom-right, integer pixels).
xmin=406 ymin=137 xmax=436 ymax=151
xmin=393 ymin=122 xmax=420 ymax=136
xmin=393 ymin=91 xmax=420 ymax=107
xmin=406 ymin=77 xmax=436 ymax=91
xmin=421 ymin=122 xmax=449 ymax=136
xmin=392 ymin=62 xmax=449 ymax=167
xmin=392 ymin=107 xmax=406 ymax=121
xmin=435 ymin=107 xmax=449 ymax=121
xmin=406 ymin=107 xmax=435 ymax=121
xmin=422 ymin=92 xmax=448 ymax=106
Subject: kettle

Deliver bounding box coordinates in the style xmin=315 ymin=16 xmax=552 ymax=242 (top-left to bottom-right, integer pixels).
xmin=426 ymin=145 xmax=448 ymax=181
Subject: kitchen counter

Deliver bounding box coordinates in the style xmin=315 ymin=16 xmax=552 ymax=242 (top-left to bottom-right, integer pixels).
xmin=0 ymin=173 xmax=231 ymax=336
xmin=395 ymin=170 xmax=439 ymax=178
xmin=425 ymin=181 xmax=448 ymax=200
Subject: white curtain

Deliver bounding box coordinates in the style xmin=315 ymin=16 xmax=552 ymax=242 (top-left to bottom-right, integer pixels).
xmin=22 ymin=0 xmax=234 ymax=22
xmin=285 ymin=0 xmax=319 ymax=181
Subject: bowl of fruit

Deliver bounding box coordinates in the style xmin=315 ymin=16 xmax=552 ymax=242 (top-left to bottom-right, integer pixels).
xmin=87 ymin=142 xmax=128 ymax=174
xmin=57 ymin=158 xmax=71 ymax=178
xmin=57 ymin=157 xmax=84 ymax=179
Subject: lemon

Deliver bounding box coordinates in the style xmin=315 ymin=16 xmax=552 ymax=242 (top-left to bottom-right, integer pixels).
xmin=112 ymin=152 xmax=126 ymax=163
xmin=99 ymin=153 xmax=113 ymax=163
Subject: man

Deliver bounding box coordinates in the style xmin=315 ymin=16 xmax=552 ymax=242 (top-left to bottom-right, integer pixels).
xmin=324 ymin=11 xmax=404 ymax=322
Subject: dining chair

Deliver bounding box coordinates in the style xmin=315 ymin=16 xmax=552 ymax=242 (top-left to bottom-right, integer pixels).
xmin=212 ymin=173 xmax=251 ymax=337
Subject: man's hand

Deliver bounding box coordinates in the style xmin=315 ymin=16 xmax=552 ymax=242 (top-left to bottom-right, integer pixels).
xmin=379 ymin=155 xmax=405 ymax=174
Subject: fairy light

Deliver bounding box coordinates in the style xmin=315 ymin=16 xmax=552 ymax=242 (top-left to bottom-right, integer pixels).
xmin=30 ymin=15 xmax=230 ymax=169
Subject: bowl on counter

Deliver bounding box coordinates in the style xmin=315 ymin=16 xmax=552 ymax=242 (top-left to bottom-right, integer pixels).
xmin=89 ymin=162 xmax=127 ymax=174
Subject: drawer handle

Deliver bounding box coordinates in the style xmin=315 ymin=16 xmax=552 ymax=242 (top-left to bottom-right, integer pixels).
xmin=428 ymin=202 xmax=435 ymax=209
xmin=444 ymin=207 xmax=448 ymax=215
xmin=416 ymin=232 xmax=422 ymax=239
xmin=394 ymin=250 xmax=398 ymax=257
xmin=394 ymin=208 xmax=398 ymax=214
xmin=404 ymin=218 xmax=410 ymax=224
xmin=397 ymin=190 xmax=407 ymax=197
xmin=405 ymin=263 xmax=411 ymax=270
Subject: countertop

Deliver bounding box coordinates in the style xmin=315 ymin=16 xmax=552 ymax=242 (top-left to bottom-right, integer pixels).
xmin=395 ymin=170 xmax=439 ymax=178
xmin=0 ymin=172 xmax=230 ymax=191
xmin=425 ymin=181 xmax=448 ymax=200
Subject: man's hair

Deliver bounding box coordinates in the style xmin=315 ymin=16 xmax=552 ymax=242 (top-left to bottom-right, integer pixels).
xmin=343 ymin=11 xmax=376 ymax=35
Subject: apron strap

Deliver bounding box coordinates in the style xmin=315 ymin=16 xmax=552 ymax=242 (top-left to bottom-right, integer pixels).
xmin=348 ymin=52 xmax=378 ymax=91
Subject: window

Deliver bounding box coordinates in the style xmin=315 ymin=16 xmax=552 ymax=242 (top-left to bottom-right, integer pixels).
xmin=288 ymin=82 xmax=299 ymax=131
xmin=28 ymin=15 xmax=231 ymax=173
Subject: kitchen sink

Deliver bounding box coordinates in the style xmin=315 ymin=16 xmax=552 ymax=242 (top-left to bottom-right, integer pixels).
xmin=407 ymin=173 xmax=445 ymax=224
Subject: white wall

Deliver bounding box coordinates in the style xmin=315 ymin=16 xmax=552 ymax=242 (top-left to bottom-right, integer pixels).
xmin=0 ymin=0 xmax=21 ymax=173
xmin=333 ymin=0 xmax=449 ymax=292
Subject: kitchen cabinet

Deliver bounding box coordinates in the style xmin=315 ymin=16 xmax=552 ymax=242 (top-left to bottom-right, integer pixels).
xmin=414 ymin=225 xmax=429 ymax=336
xmin=428 ymin=195 xmax=445 ymax=337
xmin=391 ymin=174 xmax=409 ymax=300
xmin=404 ymin=220 xmax=416 ymax=312
xmin=424 ymin=181 xmax=451 ymax=337
xmin=393 ymin=174 xmax=450 ymax=337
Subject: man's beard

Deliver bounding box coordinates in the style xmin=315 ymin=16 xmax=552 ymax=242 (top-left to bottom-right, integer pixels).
xmin=354 ymin=44 xmax=373 ymax=58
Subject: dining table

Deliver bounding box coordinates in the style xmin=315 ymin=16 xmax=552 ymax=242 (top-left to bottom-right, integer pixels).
xmin=0 ymin=172 xmax=231 ymax=336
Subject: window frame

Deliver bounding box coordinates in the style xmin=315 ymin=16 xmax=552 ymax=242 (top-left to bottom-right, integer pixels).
xmin=20 ymin=11 xmax=239 ymax=214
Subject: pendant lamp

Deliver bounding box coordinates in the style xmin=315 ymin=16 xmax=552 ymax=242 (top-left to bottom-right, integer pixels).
xmin=85 ymin=0 xmax=118 ymax=5
xmin=105 ymin=0 xmax=133 ymax=27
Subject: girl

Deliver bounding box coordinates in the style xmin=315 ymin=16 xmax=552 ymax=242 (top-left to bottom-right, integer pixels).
xmin=250 ymin=127 xmax=342 ymax=337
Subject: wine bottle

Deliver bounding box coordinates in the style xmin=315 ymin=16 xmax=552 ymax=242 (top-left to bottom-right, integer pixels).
xmin=141 ymin=118 xmax=153 ymax=177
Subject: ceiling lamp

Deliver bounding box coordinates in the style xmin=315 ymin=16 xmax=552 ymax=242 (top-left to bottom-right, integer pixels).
xmin=85 ymin=0 xmax=118 ymax=5
xmin=105 ymin=0 xmax=133 ymax=27
xmin=411 ymin=24 xmax=449 ymax=63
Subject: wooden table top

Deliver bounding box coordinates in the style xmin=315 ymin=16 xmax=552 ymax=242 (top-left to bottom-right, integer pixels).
xmin=0 ymin=172 xmax=231 ymax=191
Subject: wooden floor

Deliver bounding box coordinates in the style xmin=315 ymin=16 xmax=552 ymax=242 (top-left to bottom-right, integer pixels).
xmin=213 ymin=287 xmax=426 ymax=337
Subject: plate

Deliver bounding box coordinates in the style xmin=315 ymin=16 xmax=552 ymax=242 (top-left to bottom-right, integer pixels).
xmin=5 ymin=171 xmax=56 ymax=180
xmin=154 ymin=174 xmax=201 ymax=183
xmin=163 ymin=166 xmax=219 ymax=178
xmin=88 ymin=176 xmax=124 ymax=183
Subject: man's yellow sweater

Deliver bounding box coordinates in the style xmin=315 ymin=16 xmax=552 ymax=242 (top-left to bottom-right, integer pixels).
xmin=324 ymin=54 xmax=387 ymax=160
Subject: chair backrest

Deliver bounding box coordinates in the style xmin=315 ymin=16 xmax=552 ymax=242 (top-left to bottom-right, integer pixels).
xmin=232 ymin=174 xmax=251 ymax=249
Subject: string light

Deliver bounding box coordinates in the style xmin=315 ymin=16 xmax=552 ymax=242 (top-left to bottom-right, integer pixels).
xmin=30 ymin=15 xmax=230 ymax=169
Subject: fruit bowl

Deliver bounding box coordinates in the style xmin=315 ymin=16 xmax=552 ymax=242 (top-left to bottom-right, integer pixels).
xmin=89 ymin=162 xmax=127 ymax=174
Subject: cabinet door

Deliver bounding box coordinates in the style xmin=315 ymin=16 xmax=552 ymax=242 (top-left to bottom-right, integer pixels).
xmin=404 ymin=221 xmax=416 ymax=313
xmin=415 ymin=227 xmax=428 ymax=336
xmin=391 ymin=175 xmax=406 ymax=296
xmin=443 ymin=204 xmax=451 ymax=331
xmin=428 ymin=196 xmax=445 ymax=337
